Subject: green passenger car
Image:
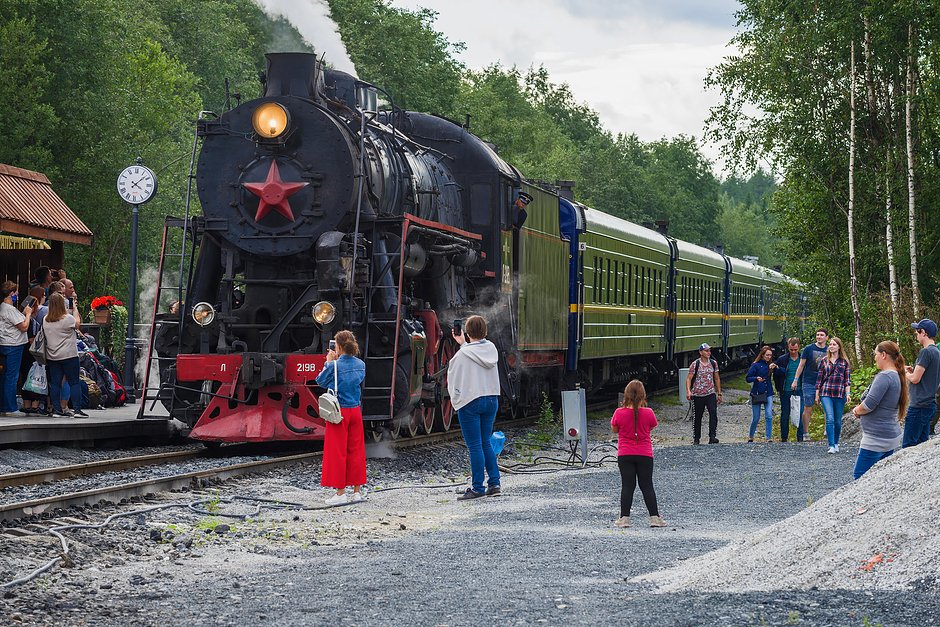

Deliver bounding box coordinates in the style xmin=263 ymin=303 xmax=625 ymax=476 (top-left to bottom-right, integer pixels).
xmin=673 ymin=241 xmax=725 ymax=356
xmin=728 ymin=258 xmax=763 ymax=349
xmin=578 ymin=209 xmax=670 ymax=359
xmin=516 ymin=182 xmax=569 ymax=352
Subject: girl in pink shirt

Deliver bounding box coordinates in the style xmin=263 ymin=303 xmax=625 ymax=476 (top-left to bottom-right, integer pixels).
xmin=611 ymin=380 xmax=667 ymax=528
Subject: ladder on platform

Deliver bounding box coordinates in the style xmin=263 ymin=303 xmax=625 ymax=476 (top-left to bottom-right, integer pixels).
xmin=136 ymin=217 xmax=201 ymax=419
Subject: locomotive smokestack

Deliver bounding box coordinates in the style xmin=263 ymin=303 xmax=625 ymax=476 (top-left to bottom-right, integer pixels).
xmin=655 ymin=220 xmax=669 ymax=235
xmin=556 ymin=180 xmax=576 ymax=201
xmin=263 ymin=53 xmax=319 ymax=99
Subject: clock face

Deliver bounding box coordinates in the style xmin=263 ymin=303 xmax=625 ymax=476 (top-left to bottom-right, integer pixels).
xmin=116 ymin=165 xmax=157 ymax=204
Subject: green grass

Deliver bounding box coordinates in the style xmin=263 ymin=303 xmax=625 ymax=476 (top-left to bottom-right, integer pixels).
xmin=722 ymin=373 xmax=752 ymax=392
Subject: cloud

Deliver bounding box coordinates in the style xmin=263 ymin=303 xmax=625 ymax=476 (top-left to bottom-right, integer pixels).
xmin=556 ymin=0 xmax=740 ymax=28
xmin=388 ymin=0 xmax=737 ymax=171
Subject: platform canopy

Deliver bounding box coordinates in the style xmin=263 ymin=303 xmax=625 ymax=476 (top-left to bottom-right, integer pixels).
xmin=0 ymin=164 xmax=93 ymax=245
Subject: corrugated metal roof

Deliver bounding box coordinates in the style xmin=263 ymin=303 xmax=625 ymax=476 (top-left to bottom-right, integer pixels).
xmin=0 ymin=164 xmax=93 ymax=245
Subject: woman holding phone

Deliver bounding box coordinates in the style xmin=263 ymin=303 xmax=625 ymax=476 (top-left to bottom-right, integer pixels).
xmin=448 ymin=315 xmax=502 ymax=500
xmin=18 ymin=288 xmax=46 ymax=414
xmin=0 ymin=281 xmax=31 ymax=416
xmin=316 ymin=330 xmax=367 ymax=505
xmin=42 ymin=293 xmax=87 ymax=417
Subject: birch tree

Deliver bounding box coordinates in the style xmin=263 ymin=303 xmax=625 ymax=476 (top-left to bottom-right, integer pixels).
xmin=905 ymin=22 xmax=921 ymax=318
xmin=848 ymin=41 xmax=862 ymax=362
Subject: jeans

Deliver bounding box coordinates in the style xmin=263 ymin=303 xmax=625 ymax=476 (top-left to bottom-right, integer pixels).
xmin=457 ymin=395 xmax=500 ymax=493
xmin=692 ymin=393 xmax=718 ymax=441
xmin=902 ymin=402 xmax=936 ymax=448
xmin=0 ymin=344 xmax=25 ymax=412
xmin=853 ymin=448 xmax=894 ymax=480
xmin=47 ymin=356 xmax=82 ymax=414
xmin=779 ymin=391 xmax=802 ymax=442
xmin=617 ymin=455 xmax=658 ymax=517
xmin=749 ymin=395 xmax=773 ymax=440
xmin=820 ymin=396 xmax=845 ymax=448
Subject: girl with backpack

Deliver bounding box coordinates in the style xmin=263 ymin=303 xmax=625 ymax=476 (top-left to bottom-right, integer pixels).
xmin=611 ymin=380 xmax=666 ymax=528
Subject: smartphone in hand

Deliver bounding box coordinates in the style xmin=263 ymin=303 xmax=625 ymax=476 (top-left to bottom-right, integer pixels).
xmin=453 ymin=319 xmax=463 ymax=335
xmin=329 ymin=339 xmax=337 ymax=352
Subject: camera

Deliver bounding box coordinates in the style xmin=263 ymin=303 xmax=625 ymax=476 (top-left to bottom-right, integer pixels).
xmin=453 ymin=319 xmax=463 ymax=335
xmin=329 ymin=339 xmax=337 ymax=352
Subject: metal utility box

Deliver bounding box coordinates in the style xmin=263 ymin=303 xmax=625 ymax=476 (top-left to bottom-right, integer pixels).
xmin=561 ymin=388 xmax=588 ymax=466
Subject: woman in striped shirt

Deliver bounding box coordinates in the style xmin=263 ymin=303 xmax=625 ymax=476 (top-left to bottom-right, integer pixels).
xmin=815 ymin=337 xmax=851 ymax=454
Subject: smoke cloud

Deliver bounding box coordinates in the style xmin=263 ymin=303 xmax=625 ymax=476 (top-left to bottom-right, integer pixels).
xmin=253 ymin=0 xmax=358 ymax=77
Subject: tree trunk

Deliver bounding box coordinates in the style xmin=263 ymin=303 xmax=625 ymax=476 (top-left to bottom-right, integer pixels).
xmin=848 ymin=42 xmax=862 ymax=363
xmin=906 ymin=22 xmax=921 ymax=318
xmin=886 ymin=151 xmax=899 ymax=336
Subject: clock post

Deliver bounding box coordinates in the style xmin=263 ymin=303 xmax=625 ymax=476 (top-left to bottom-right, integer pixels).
xmin=116 ymin=157 xmax=157 ymax=402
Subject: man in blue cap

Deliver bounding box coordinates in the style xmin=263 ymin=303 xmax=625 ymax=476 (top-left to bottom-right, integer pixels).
xmin=903 ymin=318 xmax=940 ymax=447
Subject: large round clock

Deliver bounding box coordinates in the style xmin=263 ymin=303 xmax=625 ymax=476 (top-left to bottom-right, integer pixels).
xmin=116 ymin=163 xmax=157 ymax=205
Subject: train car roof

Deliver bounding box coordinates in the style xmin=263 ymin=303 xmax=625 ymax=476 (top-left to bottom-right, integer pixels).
xmin=674 ymin=239 xmax=726 ymax=270
xmin=580 ymin=206 xmax=670 ymax=253
xmin=761 ymin=265 xmax=805 ymax=289
xmin=728 ymin=256 xmax=765 ymax=281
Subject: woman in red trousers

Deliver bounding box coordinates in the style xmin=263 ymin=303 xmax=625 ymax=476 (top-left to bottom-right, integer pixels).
xmin=316 ymin=330 xmax=367 ymax=505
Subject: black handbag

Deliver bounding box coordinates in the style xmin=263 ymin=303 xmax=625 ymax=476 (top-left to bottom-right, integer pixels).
xmin=751 ymin=391 xmax=768 ymax=405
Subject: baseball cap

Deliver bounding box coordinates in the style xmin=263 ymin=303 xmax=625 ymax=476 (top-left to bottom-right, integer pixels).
xmin=698 ymin=343 xmax=711 ymax=351
xmin=910 ymin=319 xmax=938 ymax=338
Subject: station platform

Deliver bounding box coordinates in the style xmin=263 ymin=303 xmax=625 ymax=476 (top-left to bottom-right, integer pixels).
xmin=0 ymin=401 xmax=172 ymax=446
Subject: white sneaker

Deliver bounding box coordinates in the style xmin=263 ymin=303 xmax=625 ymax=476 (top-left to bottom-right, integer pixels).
xmin=349 ymin=492 xmax=364 ymax=503
xmin=325 ymin=493 xmax=349 ymax=506
xmin=834 ymin=444 xmax=840 ymax=453
xmin=827 ymin=447 xmax=835 ymax=454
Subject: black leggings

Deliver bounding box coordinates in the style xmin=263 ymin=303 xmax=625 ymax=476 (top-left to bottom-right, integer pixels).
xmin=617 ymin=455 xmax=658 ymax=517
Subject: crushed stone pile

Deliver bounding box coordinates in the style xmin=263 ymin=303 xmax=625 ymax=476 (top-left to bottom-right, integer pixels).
xmin=636 ymin=438 xmax=940 ymax=592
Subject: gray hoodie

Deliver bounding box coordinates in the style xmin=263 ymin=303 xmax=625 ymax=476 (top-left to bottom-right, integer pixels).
xmin=447 ymin=339 xmax=501 ymax=410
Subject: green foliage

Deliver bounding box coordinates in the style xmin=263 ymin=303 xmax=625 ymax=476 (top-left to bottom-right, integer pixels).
xmin=93 ymin=304 xmax=128 ymax=368
xmin=850 ymin=365 xmax=879 ymax=400
xmin=706 ymin=0 xmax=940 ymax=342
xmin=328 ymin=0 xmax=465 ymax=115
xmin=528 ymin=392 xmax=559 ymax=445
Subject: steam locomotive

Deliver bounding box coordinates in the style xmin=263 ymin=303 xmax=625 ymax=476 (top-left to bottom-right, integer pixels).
xmin=146 ymin=52 xmax=803 ymax=443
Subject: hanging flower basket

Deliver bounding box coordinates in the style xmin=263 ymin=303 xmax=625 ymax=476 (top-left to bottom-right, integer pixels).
xmin=90 ymin=296 xmax=123 ymax=326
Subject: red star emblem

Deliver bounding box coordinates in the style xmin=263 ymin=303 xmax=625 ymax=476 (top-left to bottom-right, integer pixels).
xmin=242 ymin=161 xmax=308 ymax=222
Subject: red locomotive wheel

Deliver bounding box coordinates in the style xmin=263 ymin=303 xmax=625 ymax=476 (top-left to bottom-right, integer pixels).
xmin=419 ymin=404 xmax=435 ymax=435
xmin=400 ymin=407 xmax=419 ymax=438
xmin=437 ymin=339 xmax=457 ymax=432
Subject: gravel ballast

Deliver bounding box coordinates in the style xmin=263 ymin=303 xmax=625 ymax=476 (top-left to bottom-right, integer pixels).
xmin=1 ymin=384 xmax=937 ymax=626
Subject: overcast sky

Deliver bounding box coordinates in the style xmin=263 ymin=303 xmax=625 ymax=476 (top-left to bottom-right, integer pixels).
xmin=389 ymin=0 xmax=741 ymax=174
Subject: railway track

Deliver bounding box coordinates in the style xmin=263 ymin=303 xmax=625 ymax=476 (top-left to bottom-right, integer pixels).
xmin=0 ymin=416 xmax=534 ymax=523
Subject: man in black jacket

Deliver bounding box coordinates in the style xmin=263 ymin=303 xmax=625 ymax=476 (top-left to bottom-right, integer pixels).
xmin=773 ymin=337 xmax=803 ymax=442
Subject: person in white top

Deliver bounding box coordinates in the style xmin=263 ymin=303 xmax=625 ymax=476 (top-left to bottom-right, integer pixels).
xmin=42 ymin=293 xmax=88 ymax=418
xmin=0 ymin=281 xmax=32 ymax=416
xmin=448 ymin=315 xmax=502 ymax=500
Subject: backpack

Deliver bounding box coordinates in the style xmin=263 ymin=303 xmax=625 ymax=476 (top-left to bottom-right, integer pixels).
xmin=108 ymin=370 xmax=127 ymax=406
xmin=80 ymin=371 xmax=102 ymax=409
xmin=691 ymin=358 xmax=718 ymax=388
xmin=80 ymin=352 xmax=118 ymax=406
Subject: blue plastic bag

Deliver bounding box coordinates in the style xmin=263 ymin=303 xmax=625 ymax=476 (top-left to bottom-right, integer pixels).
xmin=490 ymin=431 xmax=506 ymax=456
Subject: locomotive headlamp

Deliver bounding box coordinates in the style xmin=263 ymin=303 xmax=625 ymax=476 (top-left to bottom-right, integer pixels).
xmin=192 ymin=302 xmax=216 ymax=327
xmin=312 ymin=301 xmax=336 ymax=325
xmin=252 ymin=102 xmax=290 ymax=138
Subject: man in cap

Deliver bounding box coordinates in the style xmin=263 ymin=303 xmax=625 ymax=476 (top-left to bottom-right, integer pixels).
xmin=686 ymin=343 xmax=722 ymax=444
xmin=903 ymin=319 xmax=940 ymax=447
